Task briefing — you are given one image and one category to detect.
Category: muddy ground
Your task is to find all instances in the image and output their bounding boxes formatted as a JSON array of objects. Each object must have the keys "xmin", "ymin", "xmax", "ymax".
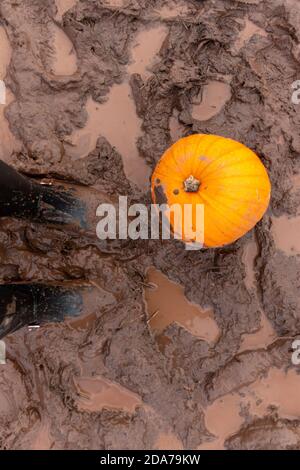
[{"xmin": 0, "ymin": 0, "xmax": 300, "ymax": 450}]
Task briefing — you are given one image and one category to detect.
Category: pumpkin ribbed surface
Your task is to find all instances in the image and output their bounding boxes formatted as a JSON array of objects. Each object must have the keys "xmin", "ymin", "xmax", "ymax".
[{"xmin": 151, "ymin": 134, "xmax": 271, "ymax": 248}]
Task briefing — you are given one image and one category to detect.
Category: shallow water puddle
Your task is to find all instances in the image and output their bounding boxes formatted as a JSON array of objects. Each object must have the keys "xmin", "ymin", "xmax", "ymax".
[
  {"xmin": 0, "ymin": 26, "xmax": 22, "ymax": 162},
  {"xmin": 74, "ymin": 376, "xmax": 142, "ymax": 413},
  {"xmin": 0, "ymin": 27, "xmax": 11, "ymax": 81},
  {"xmin": 144, "ymin": 267, "xmax": 220, "ymax": 344},
  {"xmin": 247, "ymin": 368, "xmax": 300, "ymax": 420},
  {"xmin": 192, "ymin": 81, "xmax": 231, "ymax": 121},
  {"xmin": 199, "ymin": 367, "xmax": 299, "ymax": 449},
  {"xmin": 242, "ymin": 239, "xmax": 258, "ymax": 291},
  {"xmin": 239, "ymin": 310, "xmax": 276, "ymax": 353},
  {"xmin": 233, "ymin": 17, "xmax": 267, "ymax": 53},
  {"xmin": 55, "ymin": 0, "xmax": 78, "ymax": 21},
  {"xmin": 271, "ymin": 215, "xmax": 300, "ymax": 255},
  {"xmin": 65, "ymin": 24, "xmax": 168, "ymax": 190},
  {"xmin": 66, "ymin": 89, "xmax": 150, "ymax": 190},
  {"xmin": 198, "ymin": 393, "xmax": 244, "ymax": 450},
  {"xmin": 128, "ymin": 25, "xmax": 168, "ymax": 79},
  {"xmin": 49, "ymin": 23, "xmax": 77, "ymax": 76}
]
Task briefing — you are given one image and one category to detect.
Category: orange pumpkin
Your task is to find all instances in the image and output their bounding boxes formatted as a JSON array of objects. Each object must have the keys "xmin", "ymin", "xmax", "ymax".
[{"xmin": 151, "ymin": 134, "xmax": 271, "ymax": 248}]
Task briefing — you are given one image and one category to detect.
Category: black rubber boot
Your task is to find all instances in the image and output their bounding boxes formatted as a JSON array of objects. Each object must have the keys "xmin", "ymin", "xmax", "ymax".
[
  {"xmin": 0, "ymin": 284, "xmax": 84, "ymax": 340},
  {"xmin": 0, "ymin": 160, "xmax": 87, "ymax": 227}
]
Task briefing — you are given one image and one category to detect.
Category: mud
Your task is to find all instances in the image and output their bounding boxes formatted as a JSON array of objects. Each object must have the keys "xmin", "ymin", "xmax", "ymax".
[{"xmin": 0, "ymin": 0, "xmax": 300, "ymax": 451}]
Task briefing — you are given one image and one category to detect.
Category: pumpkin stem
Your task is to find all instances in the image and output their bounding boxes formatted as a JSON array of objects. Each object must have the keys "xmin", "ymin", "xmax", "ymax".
[{"xmin": 184, "ymin": 175, "xmax": 200, "ymax": 192}]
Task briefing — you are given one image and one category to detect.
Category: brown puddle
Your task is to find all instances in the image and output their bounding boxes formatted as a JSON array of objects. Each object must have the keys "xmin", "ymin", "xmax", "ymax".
[
  {"xmin": 144, "ymin": 267, "xmax": 220, "ymax": 344},
  {"xmin": 66, "ymin": 282, "xmax": 116, "ymax": 330},
  {"xmin": 65, "ymin": 25, "xmax": 168, "ymax": 190},
  {"xmin": 198, "ymin": 394, "xmax": 244, "ymax": 450},
  {"xmin": 74, "ymin": 376, "xmax": 142, "ymax": 413},
  {"xmin": 271, "ymin": 215, "xmax": 300, "ymax": 255},
  {"xmin": 0, "ymin": 26, "xmax": 22, "ymax": 162},
  {"xmin": 128, "ymin": 25, "xmax": 168, "ymax": 79},
  {"xmin": 55, "ymin": 0, "xmax": 78, "ymax": 21},
  {"xmin": 199, "ymin": 367, "xmax": 300, "ymax": 449},
  {"xmin": 247, "ymin": 368, "xmax": 300, "ymax": 420},
  {"xmin": 192, "ymin": 81, "xmax": 231, "ymax": 121},
  {"xmin": 233, "ymin": 17, "xmax": 267, "ymax": 53},
  {"xmin": 65, "ymin": 89, "xmax": 150, "ymax": 190},
  {"xmin": 239, "ymin": 310, "xmax": 276, "ymax": 353},
  {"xmin": 49, "ymin": 23, "xmax": 77, "ymax": 76}
]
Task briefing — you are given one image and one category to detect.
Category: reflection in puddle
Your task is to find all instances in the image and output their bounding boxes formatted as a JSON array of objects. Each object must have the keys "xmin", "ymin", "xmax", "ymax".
[
  {"xmin": 144, "ymin": 267, "xmax": 220, "ymax": 344},
  {"xmin": 74, "ymin": 376, "xmax": 142, "ymax": 413},
  {"xmin": 192, "ymin": 81, "xmax": 231, "ymax": 121},
  {"xmin": 233, "ymin": 17, "xmax": 267, "ymax": 53},
  {"xmin": 0, "ymin": 26, "xmax": 22, "ymax": 162},
  {"xmin": 55, "ymin": 0, "xmax": 78, "ymax": 21},
  {"xmin": 271, "ymin": 215, "xmax": 300, "ymax": 255},
  {"xmin": 49, "ymin": 23, "xmax": 77, "ymax": 76}
]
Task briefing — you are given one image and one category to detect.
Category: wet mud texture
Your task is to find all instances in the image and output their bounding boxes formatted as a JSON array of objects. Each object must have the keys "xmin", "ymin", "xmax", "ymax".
[{"xmin": 0, "ymin": 0, "xmax": 300, "ymax": 450}]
